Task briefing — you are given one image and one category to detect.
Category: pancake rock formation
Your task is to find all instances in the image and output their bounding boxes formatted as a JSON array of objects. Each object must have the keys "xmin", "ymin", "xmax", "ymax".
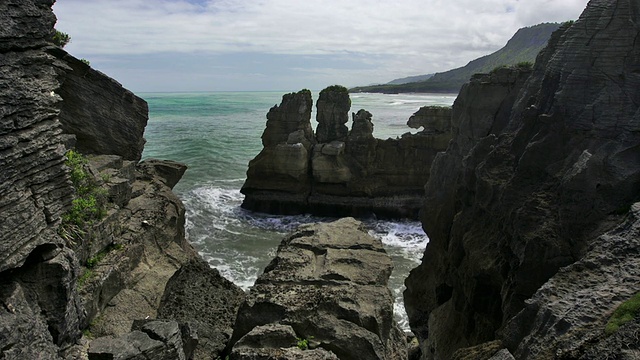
[
  {"xmin": 227, "ymin": 217, "xmax": 408, "ymax": 360},
  {"xmin": 241, "ymin": 86, "xmax": 453, "ymax": 219},
  {"xmin": 404, "ymin": 0, "xmax": 640, "ymax": 359}
]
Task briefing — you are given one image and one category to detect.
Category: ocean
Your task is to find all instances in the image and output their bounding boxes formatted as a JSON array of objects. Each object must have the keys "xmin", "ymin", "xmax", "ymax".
[{"xmin": 140, "ymin": 91, "xmax": 457, "ymax": 330}]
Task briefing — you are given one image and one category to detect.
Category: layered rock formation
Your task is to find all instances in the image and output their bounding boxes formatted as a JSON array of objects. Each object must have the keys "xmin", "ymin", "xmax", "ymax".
[
  {"xmin": 0, "ymin": 1, "xmax": 243, "ymax": 359},
  {"xmin": 404, "ymin": 0, "xmax": 640, "ymax": 358},
  {"xmin": 242, "ymin": 86, "xmax": 453, "ymax": 219},
  {"xmin": 227, "ymin": 218, "xmax": 407, "ymax": 359}
]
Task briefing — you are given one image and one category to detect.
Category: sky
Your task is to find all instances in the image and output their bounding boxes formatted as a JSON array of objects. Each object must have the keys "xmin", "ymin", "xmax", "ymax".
[{"xmin": 52, "ymin": 0, "xmax": 589, "ymax": 93}]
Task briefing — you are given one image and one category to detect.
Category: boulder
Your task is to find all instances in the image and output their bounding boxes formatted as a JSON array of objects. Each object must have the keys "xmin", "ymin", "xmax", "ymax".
[
  {"xmin": 137, "ymin": 158, "xmax": 187, "ymax": 190},
  {"xmin": 157, "ymin": 257, "xmax": 245, "ymax": 360},
  {"xmin": 228, "ymin": 218, "xmax": 407, "ymax": 360}
]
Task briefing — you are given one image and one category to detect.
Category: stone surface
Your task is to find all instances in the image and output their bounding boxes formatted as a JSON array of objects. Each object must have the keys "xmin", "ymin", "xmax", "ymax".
[
  {"xmin": 407, "ymin": 106, "xmax": 452, "ymax": 134},
  {"xmin": 404, "ymin": 0, "xmax": 640, "ymax": 358},
  {"xmin": 137, "ymin": 158, "xmax": 188, "ymax": 189},
  {"xmin": 242, "ymin": 87, "xmax": 454, "ymax": 219},
  {"xmin": 262, "ymin": 89, "xmax": 314, "ymax": 148},
  {"xmin": 315, "ymin": 85, "xmax": 351, "ymax": 143},
  {"xmin": 88, "ymin": 321, "xmax": 187, "ymax": 360},
  {"xmin": 228, "ymin": 218, "xmax": 407, "ymax": 360},
  {"xmin": 53, "ymin": 48, "xmax": 148, "ymax": 161},
  {"xmin": 157, "ymin": 257, "xmax": 245, "ymax": 359}
]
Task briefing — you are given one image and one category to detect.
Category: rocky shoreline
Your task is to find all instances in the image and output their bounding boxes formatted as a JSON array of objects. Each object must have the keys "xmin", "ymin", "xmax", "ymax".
[{"xmin": 2, "ymin": 0, "xmax": 640, "ymax": 359}]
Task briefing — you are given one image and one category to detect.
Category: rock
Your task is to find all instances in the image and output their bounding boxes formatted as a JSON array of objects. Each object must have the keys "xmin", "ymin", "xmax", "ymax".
[
  {"xmin": 52, "ymin": 49, "xmax": 148, "ymax": 161},
  {"xmin": 407, "ymin": 106, "xmax": 452, "ymax": 134},
  {"xmin": 315, "ymin": 85, "xmax": 351, "ymax": 143},
  {"xmin": 88, "ymin": 320, "xmax": 187, "ymax": 360},
  {"xmin": 242, "ymin": 87, "xmax": 454, "ymax": 219},
  {"xmin": 157, "ymin": 257, "xmax": 245, "ymax": 359},
  {"xmin": 137, "ymin": 158, "xmax": 187, "ymax": 190},
  {"xmin": 262, "ymin": 90, "xmax": 314, "ymax": 148},
  {"xmin": 404, "ymin": 0, "xmax": 640, "ymax": 358},
  {"xmin": 228, "ymin": 218, "xmax": 407, "ymax": 360}
]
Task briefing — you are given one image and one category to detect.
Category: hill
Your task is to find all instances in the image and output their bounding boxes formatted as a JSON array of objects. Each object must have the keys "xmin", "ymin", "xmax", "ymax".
[{"xmin": 350, "ymin": 22, "xmax": 561, "ymax": 94}]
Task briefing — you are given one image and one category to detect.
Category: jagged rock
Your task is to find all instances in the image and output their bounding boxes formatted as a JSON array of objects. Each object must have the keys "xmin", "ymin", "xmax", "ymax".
[
  {"xmin": 501, "ymin": 202, "xmax": 640, "ymax": 359},
  {"xmin": 88, "ymin": 320, "xmax": 187, "ymax": 360},
  {"xmin": 228, "ymin": 218, "xmax": 407, "ymax": 360},
  {"xmin": 137, "ymin": 158, "xmax": 187, "ymax": 190},
  {"xmin": 157, "ymin": 257, "xmax": 245, "ymax": 360},
  {"xmin": 262, "ymin": 90, "xmax": 314, "ymax": 148},
  {"xmin": 404, "ymin": 0, "xmax": 640, "ymax": 358},
  {"xmin": 0, "ymin": 281, "xmax": 62, "ymax": 360},
  {"xmin": 52, "ymin": 48, "xmax": 148, "ymax": 162},
  {"xmin": 243, "ymin": 87, "xmax": 454, "ymax": 219},
  {"xmin": 407, "ymin": 106, "xmax": 452, "ymax": 134},
  {"xmin": 315, "ymin": 85, "xmax": 351, "ymax": 143}
]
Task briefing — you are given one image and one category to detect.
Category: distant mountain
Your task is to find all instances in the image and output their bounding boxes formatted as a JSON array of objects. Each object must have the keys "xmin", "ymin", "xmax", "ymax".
[
  {"xmin": 350, "ymin": 22, "xmax": 561, "ymax": 94},
  {"xmin": 386, "ymin": 73, "xmax": 434, "ymax": 85}
]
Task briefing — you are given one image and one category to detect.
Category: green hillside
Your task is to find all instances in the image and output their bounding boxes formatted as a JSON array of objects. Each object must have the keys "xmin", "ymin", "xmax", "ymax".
[{"xmin": 350, "ymin": 22, "xmax": 561, "ymax": 94}]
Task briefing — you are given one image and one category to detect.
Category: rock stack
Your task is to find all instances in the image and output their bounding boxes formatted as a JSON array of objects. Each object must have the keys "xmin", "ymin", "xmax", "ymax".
[{"xmin": 242, "ymin": 86, "xmax": 453, "ymax": 219}]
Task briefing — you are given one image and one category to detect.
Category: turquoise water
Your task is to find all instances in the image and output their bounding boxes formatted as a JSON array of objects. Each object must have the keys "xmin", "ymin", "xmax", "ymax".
[{"xmin": 141, "ymin": 91, "xmax": 456, "ymax": 330}]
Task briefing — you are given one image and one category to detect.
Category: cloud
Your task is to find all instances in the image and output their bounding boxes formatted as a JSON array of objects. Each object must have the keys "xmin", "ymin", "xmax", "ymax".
[{"xmin": 52, "ymin": 0, "xmax": 588, "ymax": 91}]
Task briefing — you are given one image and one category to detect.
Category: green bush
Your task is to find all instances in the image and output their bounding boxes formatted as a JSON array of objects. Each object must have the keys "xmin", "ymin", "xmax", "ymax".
[
  {"xmin": 52, "ymin": 30, "xmax": 71, "ymax": 48},
  {"xmin": 605, "ymin": 292, "xmax": 640, "ymax": 335}
]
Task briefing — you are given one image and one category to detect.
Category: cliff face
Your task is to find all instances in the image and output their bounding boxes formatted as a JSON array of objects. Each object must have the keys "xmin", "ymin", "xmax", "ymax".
[
  {"xmin": 0, "ymin": 1, "xmax": 241, "ymax": 359},
  {"xmin": 241, "ymin": 87, "xmax": 453, "ymax": 219},
  {"xmin": 404, "ymin": 0, "xmax": 640, "ymax": 358}
]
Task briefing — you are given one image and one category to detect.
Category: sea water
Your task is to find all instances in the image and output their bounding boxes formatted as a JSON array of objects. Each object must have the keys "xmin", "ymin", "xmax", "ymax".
[{"xmin": 141, "ymin": 91, "xmax": 456, "ymax": 330}]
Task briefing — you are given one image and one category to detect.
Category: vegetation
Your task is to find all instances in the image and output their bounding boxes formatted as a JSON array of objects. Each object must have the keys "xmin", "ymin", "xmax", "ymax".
[
  {"xmin": 52, "ymin": 29, "xmax": 71, "ymax": 48},
  {"xmin": 58, "ymin": 150, "xmax": 108, "ymax": 243},
  {"xmin": 296, "ymin": 336, "xmax": 313, "ymax": 350},
  {"xmin": 349, "ymin": 22, "xmax": 561, "ymax": 94},
  {"xmin": 80, "ymin": 58, "xmax": 91, "ymax": 66},
  {"xmin": 605, "ymin": 292, "xmax": 640, "ymax": 335}
]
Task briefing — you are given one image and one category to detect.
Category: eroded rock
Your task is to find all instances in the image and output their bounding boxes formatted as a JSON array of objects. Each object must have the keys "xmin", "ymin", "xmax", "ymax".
[{"xmin": 228, "ymin": 218, "xmax": 407, "ymax": 360}]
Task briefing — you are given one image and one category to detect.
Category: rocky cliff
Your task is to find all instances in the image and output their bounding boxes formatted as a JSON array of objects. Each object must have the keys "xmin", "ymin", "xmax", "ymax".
[
  {"xmin": 0, "ymin": 1, "xmax": 244, "ymax": 359},
  {"xmin": 241, "ymin": 86, "xmax": 452, "ymax": 219},
  {"xmin": 404, "ymin": 0, "xmax": 640, "ymax": 358}
]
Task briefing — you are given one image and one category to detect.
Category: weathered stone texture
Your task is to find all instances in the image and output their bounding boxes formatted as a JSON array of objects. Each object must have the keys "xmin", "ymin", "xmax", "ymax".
[
  {"xmin": 54, "ymin": 49, "xmax": 149, "ymax": 161},
  {"xmin": 404, "ymin": 0, "xmax": 640, "ymax": 358},
  {"xmin": 228, "ymin": 218, "xmax": 407, "ymax": 360}
]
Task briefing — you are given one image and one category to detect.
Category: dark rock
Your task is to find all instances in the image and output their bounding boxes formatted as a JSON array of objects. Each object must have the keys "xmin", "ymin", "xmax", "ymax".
[
  {"xmin": 404, "ymin": 0, "xmax": 640, "ymax": 358},
  {"xmin": 228, "ymin": 218, "xmax": 407, "ymax": 360},
  {"xmin": 315, "ymin": 85, "xmax": 351, "ymax": 143},
  {"xmin": 52, "ymin": 48, "xmax": 148, "ymax": 162},
  {"xmin": 88, "ymin": 320, "xmax": 187, "ymax": 360},
  {"xmin": 407, "ymin": 106, "xmax": 452, "ymax": 134},
  {"xmin": 157, "ymin": 257, "xmax": 245, "ymax": 360},
  {"xmin": 262, "ymin": 90, "xmax": 314, "ymax": 148},
  {"xmin": 242, "ymin": 87, "xmax": 454, "ymax": 219},
  {"xmin": 137, "ymin": 158, "xmax": 188, "ymax": 190}
]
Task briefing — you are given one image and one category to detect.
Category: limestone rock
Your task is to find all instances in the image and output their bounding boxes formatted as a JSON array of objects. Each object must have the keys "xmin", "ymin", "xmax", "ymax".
[
  {"xmin": 407, "ymin": 106, "xmax": 452, "ymax": 134},
  {"xmin": 53, "ymin": 48, "xmax": 148, "ymax": 161},
  {"xmin": 158, "ymin": 257, "xmax": 245, "ymax": 359},
  {"xmin": 137, "ymin": 158, "xmax": 187, "ymax": 190},
  {"xmin": 228, "ymin": 218, "xmax": 407, "ymax": 360},
  {"xmin": 315, "ymin": 85, "xmax": 351, "ymax": 143},
  {"xmin": 88, "ymin": 320, "xmax": 187, "ymax": 360},
  {"xmin": 404, "ymin": 0, "xmax": 640, "ymax": 358},
  {"xmin": 262, "ymin": 90, "xmax": 314, "ymax": 148}
]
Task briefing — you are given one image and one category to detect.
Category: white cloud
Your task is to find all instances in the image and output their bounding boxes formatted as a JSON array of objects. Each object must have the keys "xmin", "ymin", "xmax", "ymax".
[{"xmin": 52, "ymin": 0, "xmax": 588, "ymax": 91}]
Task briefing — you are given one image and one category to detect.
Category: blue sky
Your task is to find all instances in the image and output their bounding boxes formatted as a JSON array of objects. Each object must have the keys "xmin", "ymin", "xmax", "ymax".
[{"xmin": 53, "ymin": 0, "xmax": 588, "ymax": 93}]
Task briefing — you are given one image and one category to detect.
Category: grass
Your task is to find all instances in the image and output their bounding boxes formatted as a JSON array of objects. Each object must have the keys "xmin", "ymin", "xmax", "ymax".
[
  {"xmin": 605, "ymin": 292, "xmax": 640, "ymax": 335},
  {"xmin": 296, "ymin": 336, "xmax": 314, "ymax": 350}
]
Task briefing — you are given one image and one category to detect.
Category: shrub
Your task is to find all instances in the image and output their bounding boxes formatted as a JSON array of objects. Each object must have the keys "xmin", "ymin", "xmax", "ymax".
[
  {"xmin": 52, "ymin": 30, "xmax": 71, "ymax": 48},
  {"xmin": 605, "ymin": 292, "xmax": 640, "ymax": 335}
]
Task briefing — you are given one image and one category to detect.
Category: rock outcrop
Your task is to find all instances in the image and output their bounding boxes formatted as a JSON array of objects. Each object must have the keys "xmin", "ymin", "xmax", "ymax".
[
  {"xmin": 404, "ymin": 0, "xmax": 640, "ymax": 358},
  {"xmin": 0, "ymin": 1, "xmax": 242, "ymax": 359},
  {"xmin": 241, "ymin": 86, "xmax": 453, "ymax": 219},
  {"xmin": 227, "ymin": 217, "xmax": 407, "ymax": 360}
]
